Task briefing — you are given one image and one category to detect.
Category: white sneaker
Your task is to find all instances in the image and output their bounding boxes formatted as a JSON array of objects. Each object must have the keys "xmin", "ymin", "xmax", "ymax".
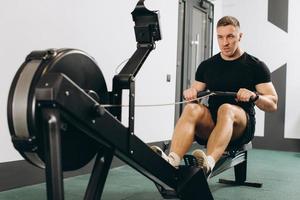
[
  {"xmin": 150, "ymin": 146, "xmax": 169, "ymax": 161},
  {"xmin": 192, "ymin": 149, "xmax": 211, "ymax": 177}
]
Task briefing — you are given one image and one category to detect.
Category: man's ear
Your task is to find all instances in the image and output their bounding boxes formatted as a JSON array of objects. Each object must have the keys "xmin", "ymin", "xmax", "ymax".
[{"xmin": 239, "ymin": 32, "xmax": 243, "ymax": 41}]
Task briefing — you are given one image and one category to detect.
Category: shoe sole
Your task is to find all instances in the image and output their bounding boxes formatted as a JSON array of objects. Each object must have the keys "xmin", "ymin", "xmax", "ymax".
[{"xmin": 150, "ymin": 146, "xmax": 169, "ymax": 161}]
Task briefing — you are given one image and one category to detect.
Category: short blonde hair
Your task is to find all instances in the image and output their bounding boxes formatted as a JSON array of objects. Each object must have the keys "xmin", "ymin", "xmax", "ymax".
[{"xmin": 217, "ymin": 16, "xmax": 240, "ymax": 28}]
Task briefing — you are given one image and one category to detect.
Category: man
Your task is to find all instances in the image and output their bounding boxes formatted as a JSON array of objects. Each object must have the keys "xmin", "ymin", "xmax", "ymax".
[{"xmin": 152, "ymin": 16, "xmax": 278, "ymax": 176}]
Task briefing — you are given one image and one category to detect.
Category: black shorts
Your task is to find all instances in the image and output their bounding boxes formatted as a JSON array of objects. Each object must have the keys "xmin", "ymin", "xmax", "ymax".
[{"xmin": 195, "ymin": 106, "xmax": 256, "ymax": 149}]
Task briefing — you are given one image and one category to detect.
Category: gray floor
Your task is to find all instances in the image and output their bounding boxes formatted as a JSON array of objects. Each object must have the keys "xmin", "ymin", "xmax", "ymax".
[{"xmin": 1, "ymin": 149, "xmax": 300, "ymax": 200}]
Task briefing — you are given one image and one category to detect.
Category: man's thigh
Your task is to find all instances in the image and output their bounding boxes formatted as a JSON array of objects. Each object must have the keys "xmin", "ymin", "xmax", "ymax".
[
  {"xmin": 194, "ymin": 104, "xmax": 253, "ymax": 145},
  {"xmin": 218, "ymin": 104, "xmax": 255, "ymax": 147}
]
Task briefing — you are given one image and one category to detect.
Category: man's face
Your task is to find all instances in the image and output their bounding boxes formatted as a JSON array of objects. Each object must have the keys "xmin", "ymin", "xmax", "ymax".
[{"xmin": 217, "ymin": 25, "xmax": 242, "ymax": 58}]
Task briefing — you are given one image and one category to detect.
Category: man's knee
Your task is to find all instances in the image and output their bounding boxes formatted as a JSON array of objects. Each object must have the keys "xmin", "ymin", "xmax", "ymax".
[
  {"xmin": 217, "ymin": 103, "xmax": 235, "ymax": 120},
  {"xmin": 182, "ymin": 103, "xmax": 206, "ymax": 120},
  {"xmin": 217, "ymin": 104, "xmax": 247, "ymax": 127}
]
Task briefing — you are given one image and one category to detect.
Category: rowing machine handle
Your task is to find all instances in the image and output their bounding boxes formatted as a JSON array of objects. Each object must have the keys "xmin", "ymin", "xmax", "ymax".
[
  {"xmin": 197, "ymin": 90, "xmax": 257, "ymax": 102},
  {"xmin": 196, "ymin": 90, "xmax": 236, "ymax": 98}
]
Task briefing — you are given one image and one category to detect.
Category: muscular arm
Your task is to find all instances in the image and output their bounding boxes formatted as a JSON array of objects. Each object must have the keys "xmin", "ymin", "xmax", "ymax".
[
  {"xmin": 236, "ymin": 82, "xmax": 277, "ymax": 112},
  {"xmin": 183, "ymin": 81, "xmax": 206, "ymax": 101},
  {"xmin": 191, "ymin": 81, "xmax": 206, "ymax": 92},
  {"xmin": 255, "ymin": 82, "xmax": 278, "ymax": 112}
]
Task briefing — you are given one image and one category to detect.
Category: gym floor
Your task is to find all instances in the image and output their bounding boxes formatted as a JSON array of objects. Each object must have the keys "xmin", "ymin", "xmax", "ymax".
[{"xmin": 0, "ymin": 149, "xmax": 299, "ymax": 200}]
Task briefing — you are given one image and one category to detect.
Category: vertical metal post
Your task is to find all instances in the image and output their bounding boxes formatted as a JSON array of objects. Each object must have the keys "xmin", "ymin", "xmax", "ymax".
[
  {"xmin": 111, "ymin": 77, "xmax": 123, "ymax": 120},
  {"xmin": 84, "ymin": 149, "xmax": 114, "ymax": 200},
  {"xmin": 129, "ymin": 78, "xmax": 135, "ymax": 134},
  {"xmin": 234, "ymin": 151, "xmax": 247, "ymax": 184},
  {"xmin": 42, "ymin": 108, "xmax": 64, "ymax": 200},
  {"xmin": 128, "ymin": 78, "xmax": 135, "ymax": 155}
]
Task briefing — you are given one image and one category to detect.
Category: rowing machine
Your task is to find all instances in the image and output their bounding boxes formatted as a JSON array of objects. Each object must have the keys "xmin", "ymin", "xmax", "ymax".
[
  {"xmin": 7, "ymin": 1, "xmax": 260, "ymax": 200},
  {"xmin": 156, "ymin": 91, "xmax": 262, "ymax": 199}
]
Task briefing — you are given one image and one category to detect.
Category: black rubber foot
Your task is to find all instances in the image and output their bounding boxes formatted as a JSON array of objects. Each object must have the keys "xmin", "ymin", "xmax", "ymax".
[{"xmin": 218, "ymin": 179, "xmax": 263, "ymax": 188}]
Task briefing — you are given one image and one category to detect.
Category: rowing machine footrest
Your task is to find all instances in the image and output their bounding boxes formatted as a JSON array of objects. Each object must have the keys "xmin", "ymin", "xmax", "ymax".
[{"xmin": 183, "ymin": 155, "xmax": 198, "ymax": 167}]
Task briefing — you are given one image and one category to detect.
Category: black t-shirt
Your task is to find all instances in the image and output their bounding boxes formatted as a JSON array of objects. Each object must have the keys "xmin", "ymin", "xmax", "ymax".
[{"xmin": 195, "ymin": 52, "xmax": 271, "ymax": 115}]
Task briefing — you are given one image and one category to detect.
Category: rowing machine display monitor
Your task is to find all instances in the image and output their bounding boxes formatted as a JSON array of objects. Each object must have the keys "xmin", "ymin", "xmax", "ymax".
[{"xmin": 132, "ymin": 0, "xmax": 162, "ymax": 43}]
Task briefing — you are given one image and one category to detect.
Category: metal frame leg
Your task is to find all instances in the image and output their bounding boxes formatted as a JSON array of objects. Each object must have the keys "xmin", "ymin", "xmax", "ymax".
[
  {"xmin": 218, "ymin": 151, "xmax": 262, "ymax": 188},
  {"xmin": 84, "ymin": 149, "xmax": 114, "ymax": 200},
  {"xmin": 177, "ymin": 166, "xmax": 214, "ymax": 200},
  {"xmin": 234, "ymin": 152, "xmax": 247, "ymax": 184},
  {"xmin": 42, "ymin": 108, "xmax": 64, "ymax": 200}
]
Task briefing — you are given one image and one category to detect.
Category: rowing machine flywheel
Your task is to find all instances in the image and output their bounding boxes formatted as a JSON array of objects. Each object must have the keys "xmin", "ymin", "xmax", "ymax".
[{"xmin": 7, "ymin": 49, "xmax": 109, "ymax": 171}]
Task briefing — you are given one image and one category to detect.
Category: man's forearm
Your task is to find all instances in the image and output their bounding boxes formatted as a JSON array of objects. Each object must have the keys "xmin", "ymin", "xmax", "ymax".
[{"xmin": 255, "ymin": 94, "xmax": 278, "ymax": 112}]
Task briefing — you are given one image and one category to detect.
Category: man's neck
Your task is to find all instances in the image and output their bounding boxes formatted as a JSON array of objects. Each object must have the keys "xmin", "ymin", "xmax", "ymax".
[{"xmin": 221, "ymin": 48, "xmax": 244, "ymax": 61}]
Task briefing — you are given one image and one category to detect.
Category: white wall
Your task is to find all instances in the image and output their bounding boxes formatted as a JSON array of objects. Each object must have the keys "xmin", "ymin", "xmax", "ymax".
[
  {"xmin": 0, "ymin": 0, "xmax": 178, "ymax": 163},
  {"xmin": 216, "ymin": 0, "xmax": 300, "ymax": 139}
]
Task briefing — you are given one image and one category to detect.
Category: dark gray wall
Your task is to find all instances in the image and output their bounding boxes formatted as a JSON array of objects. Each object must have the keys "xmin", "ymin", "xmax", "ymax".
[
  {"xmin": 252, "ymin": 0, "xmax": 300, "ymax": 151},
  {"xmin": 253, "ymin": 64, "xmax": 300, "ymax": 151},
  {"xmin": 268, "ymin": 0, "xmax": 289, "ymax": 32}
]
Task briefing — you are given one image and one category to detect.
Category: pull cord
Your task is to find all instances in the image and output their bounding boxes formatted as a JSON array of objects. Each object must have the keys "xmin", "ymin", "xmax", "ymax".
[{"xmin": 100, "ymin": 93, "xmax": 213, "ymax": 108}]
